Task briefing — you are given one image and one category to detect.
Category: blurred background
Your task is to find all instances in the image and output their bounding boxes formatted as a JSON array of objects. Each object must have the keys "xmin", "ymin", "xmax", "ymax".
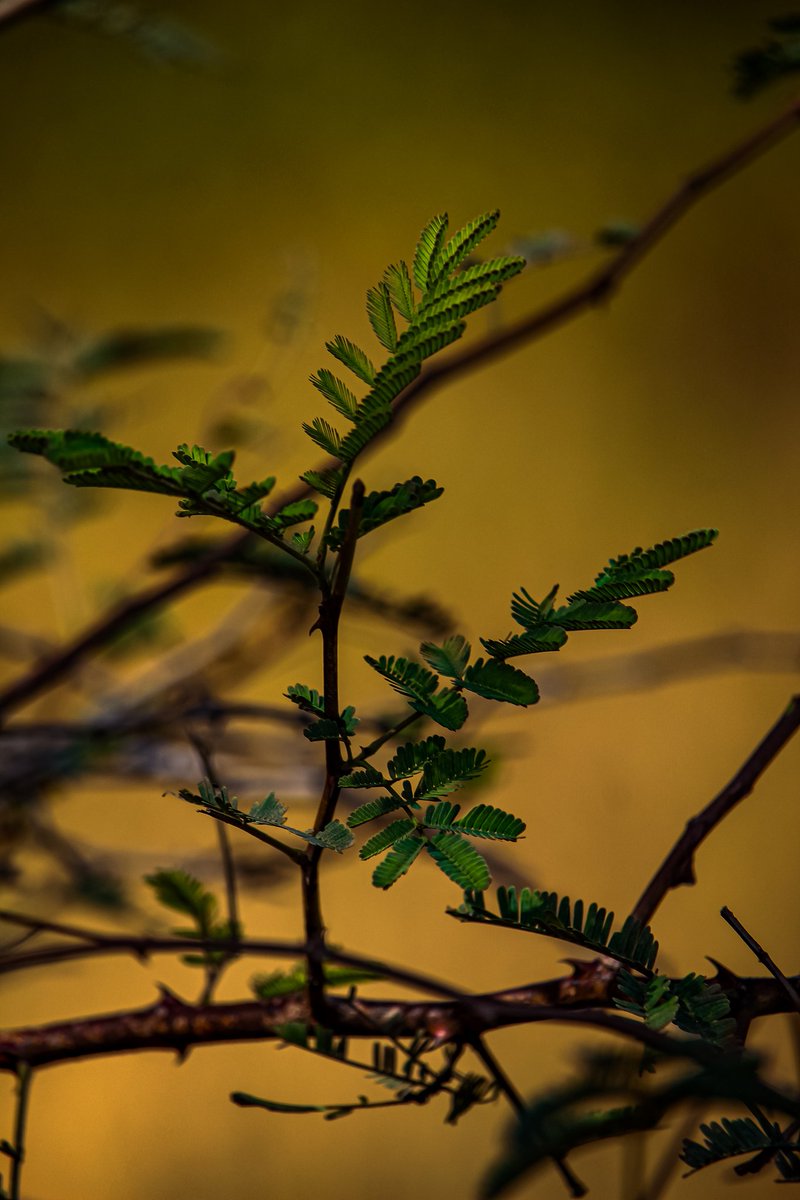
[{"xmin": 0, "ymin": 2, "xmax": 798, "ymax": 1197}]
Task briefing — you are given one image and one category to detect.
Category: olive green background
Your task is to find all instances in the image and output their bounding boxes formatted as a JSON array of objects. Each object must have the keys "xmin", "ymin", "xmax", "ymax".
[{"xmin": 0, "ymin": 3, "xmax": 798, "ymax": 1198}]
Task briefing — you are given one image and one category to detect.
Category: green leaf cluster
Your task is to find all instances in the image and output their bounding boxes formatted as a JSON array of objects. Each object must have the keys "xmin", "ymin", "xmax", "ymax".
[
  {"xmin": 481, "ymin": 530, "xmax": 718, "ymax": 660},
  {"xmin": 450, "ymin": 887, "xmax": 658, "ymax": 971},
  {"xmin": 615, "ymin": 969, "xmax": 737, "ymax": 1044},
  {"xmin": 251, "ymin": 963, "xmax": 381, "ymax": 1000},
  {"xmin": 144, "ymin": 867, "xmax": 234, "ymax": 967},
  {"xmin": 179, "ymin": 778, "xmax": 354, "ymax": 854},
  {"xmin": 341, "ymin": 746, "xmax": 521, "ymax": 891},
  {"xmin": 302, "ymin": 212, "xmax": 524, "ymax": 479},
  {"xmin": 325, "ymin": 476, "xmax": 443, "ymax": 549},
  {"xmin": 7, "ymin": 431, "xmax": 317, "ymax": 552},
  {"xmin": 364, "ymin": 635, "xmax": 538, "ymax": 733},
  {"xmin": 681, "ymin": 1116, "xmax": 800, "ymax": 1180}
]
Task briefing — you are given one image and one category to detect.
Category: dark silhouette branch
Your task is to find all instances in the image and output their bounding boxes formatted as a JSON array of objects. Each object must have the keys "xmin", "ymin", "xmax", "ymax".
[
  {"xmin": 721, "ymin": 906, "xmax": 800, "ymax": 1014},
  {"xmin": 633, "ymin": 695, "xmax": 800, "ymax": 926},
  {"xmin": 1, "ymin": 98, "xmax": 799, "ymax": 721},
  {"xmin": 1, "ymin": 910, "xmax": 797, "ymax": 1072}
]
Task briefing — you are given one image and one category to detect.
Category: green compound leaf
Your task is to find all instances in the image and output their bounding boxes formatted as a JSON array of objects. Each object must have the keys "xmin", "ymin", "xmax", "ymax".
[
  {"xmin": 614, "ymin": 970, "xmax": 737, "ymax": 1045},
  {"xmin": 325, "ymin": 335, "xmax": 375, "ymax": 385},
  {"xmin": 413, "ymin": 213, "xmax": 448, "ymax": 291},
  {"xmin": 428, "ymin": 209, "xmax": 500, "ymax": 288},
  {"xmin": 285, "ymin": 683, "xmax": 325, "ymax": 715},
  {"xmin": 303, "ymin": 213, "xmax": 523, "ymax": 475},
  {"xmin": 309, "ymin": 368, "xmax": 358, "ymax": 420},
  {"xmin": 419, "ymin": 634, "xmax": 471, "ymax": 678},
  {"xmin": 482, "ymin": 530, "xmax": 718, "ymax": 662},
  {"xmin": 420, "ymin": 687, "xmax": 469, "ymax": 731},
  {"xmin": 424, "ymin": 801, "xmax": 525, "ymax": 841},
  {"xmin": 145, "ymin": 868, "xmax": 217, "ymax": 929},
  {"xmin": 302, "ymin": 416, "xmax": 342, "ymax": 457},
  {"xmin": 461, "ymin": 658, "xmax": 539, "ymax": 706},
  {"xmin": 303, "ymin": 718, "xmax": 343, "ymax": 741},
  {"xmin": 272, "ymin": 498, "xmax": 318, "ymax": 531},
  {"xmin": 300, "ymin": 466, "xmax": 345, "ymax": 499},
  {"xmin": 364, "ymin": 654, "xmax": 467, "ymax": 727},
  {"xmin": 366, "ymin": 282, "xmax": 398, "ymax": 351},
  {"xmin": 383, "ymin": 260, "xmax": 416, "ymax": 321},
  {"xmin": 386, "ymin": 736, "xmax": 447, "ymax": 779},
  {"xmin": 358, "ymin": 817, "xmax": 416, "ymax": 860},
  {"xmin": 599, "ymin": 529, "xmax": 719, "ymax": 577},
  {"xmin": 680, "ymin": 1116, "xmax": 793, "ymax": 1174},
  {"xmin": 9, "ymin": 429, "xmax": 189, "ymax": 497},
  {"xmin": 338, "ymin": 765, "xmax": 385, "ymax": 789},
  {"xmin": 347, "ymin": 793, "xmax": 407, "ymax": 829},
  {"xmin": 372, "ymin": 833, "xmax": 426, "ymax": 888},
  {"xmin": 480, "ymin": 627, "xmax": 567, "ymax": 660},
  {"xmin": 313, "ymin": 819, "xmax": 355, "ymax": 853},
  {"xmin": 450, "ymin": 887, "xmax": 659, "ymax": 972},
  {"xmin": 326, "ymin": 477, "xmax": 443, "ymax": 550},
  {"xmin": 364, "ymin": 654, "xmax": 438, "ymax": 704},
  {"xmin": 426, "ymin": 831, "xmax": 490, "ymax": 890},
  {"xmin": 247, "ymin": 793, "xmax": 288, "ymax": 825},
  {"xmin": 251, "ymin": 963, "xmax": 381, "ymax": 1000},
  {"xmin": 415, "ymin": 747, "xmax": 489, "ymax": 799}
]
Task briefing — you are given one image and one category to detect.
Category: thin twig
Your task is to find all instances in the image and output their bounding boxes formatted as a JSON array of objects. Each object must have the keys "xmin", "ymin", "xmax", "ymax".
[
  {"xmin": 8, "ymin": 1063, "xmax": 33, "ymax": 1200},
  {"xmin": 633, "ymin": 695, "xmax": 800, "ymax": 926},
  {"xmin": 2, "ymin": 99, "xmax": 798, "ymax": 721},
  {"xmin": 470, "ymin": 1034, "xmax": 587, "ymax": 1199},
  {"xmin": 721, "ymin": 906, "xmax": 800, "ymax": 1014}
]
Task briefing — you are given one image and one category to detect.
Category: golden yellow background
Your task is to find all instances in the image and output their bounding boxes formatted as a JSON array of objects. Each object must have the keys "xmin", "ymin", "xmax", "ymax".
[{"xmin": 0, "ymin": 2, "xmax": 798, "ymax": 1198}]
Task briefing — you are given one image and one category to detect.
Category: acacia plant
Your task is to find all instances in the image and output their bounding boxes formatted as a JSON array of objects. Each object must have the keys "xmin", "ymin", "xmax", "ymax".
[
  {"xmin": 0, "ymin": 201, "xmax": 798, "ymax": 1200},
  {"xmin": 3, "ymin": 18, "xmax": 800, "ymax": 1184}
]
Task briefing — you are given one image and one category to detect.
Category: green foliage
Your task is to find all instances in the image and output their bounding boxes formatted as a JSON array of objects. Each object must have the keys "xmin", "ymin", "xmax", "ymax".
[
  {"xmin": 423, "ymin": 801, "xmax": 525, "ymax": 840},
  {"xmin": 302, "ymin": 211, "xmax": 524, "ymax": 485},
  {"xmin": 372, "ymin": 833, "xmax": 426, "ymax": 888},
  {"xmin": 251, "ymin": 963, "xmax": 381, "ymax": 999},
  {"xmin": 370, "ymin": 530, "xmax": 709, "ymax": 737},
  {"xmin": 7, "ymin": 431, "xmax": 318, "ymax": 553},
  {"xmin": 615, "ymin": 969, "xmax": 737, "ymax": 1045},
  {"xmin": 451, "ymin": 887, "xmax": 659, "ymax": 971},
  {"xmin": 681, "ymin": 1116, "xmax": 800, "ymax": 1180},
  {"xmin": 144, "ymin": 868, "xmax": 233, "ymax": 968},
  {"xmin": 364, "ymin": 654, "xmax": 467, "ymax": 730},
  {"xmin": 179, "ymin": 779, "xmax": 354, "ymax": 853},
  {"xmin": 325, "ymin": 476, "xmax": 443, "ymax": 549},
  {"xmin": 346, "ymin": 793, "xmax": 407, "ymax": 828},
  {"xmin": 426, "ymin": 831, "xmax": 491, "ymax": 889},
  {"xmin": 358, "ymin": 818, "xmax": 416, "ymax": 860},
  {"xmin": 481, "ymin": 529, "xmax": 717, "ymax": 660}
]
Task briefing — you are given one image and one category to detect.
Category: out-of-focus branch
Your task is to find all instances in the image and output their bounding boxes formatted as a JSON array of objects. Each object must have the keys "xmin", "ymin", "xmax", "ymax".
[
  {"xmin": 1, "ymin": 97, "xmax": 798, "ymax": 720},
  {"xmin": 0, "ymin": 0, "xmax": 56, "ymax": 28},
  {"xmin": 633, "ymin": 695, "xmax": 800, "ymax": 926}
]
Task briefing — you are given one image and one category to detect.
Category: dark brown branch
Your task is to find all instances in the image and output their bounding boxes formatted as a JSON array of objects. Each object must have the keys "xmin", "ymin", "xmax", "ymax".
[
  {"xmin": 1, "ymin": 100, "xmax": 798, "ymax": 721},
  {"xmin": 0, "ymin": 923, "xmax": 797, "ymax": 1073},
  {"xmin": 633, "ymin": 695, "xmax": 800, "ymax": 927},
  {"xmin": 4, "ymin": 976, "xmax": 792, "ymax": 1075},
  {"xmin": 721, "ymin": 906, "xmax": 800, "ymax": 1014},
  {"xmin": 304, "ymin": 480, "xmax": 365, "ymax": 1013}
]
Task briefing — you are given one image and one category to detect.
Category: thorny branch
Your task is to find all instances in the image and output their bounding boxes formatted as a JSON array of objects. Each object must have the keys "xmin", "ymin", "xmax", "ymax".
[
  {"xmin": 0, "ymin": 97, "xmax": 798, "ymax": 720},
  {"xmin": 633, "ymin": 695, "xmax": 800, "ymax": 926}
]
